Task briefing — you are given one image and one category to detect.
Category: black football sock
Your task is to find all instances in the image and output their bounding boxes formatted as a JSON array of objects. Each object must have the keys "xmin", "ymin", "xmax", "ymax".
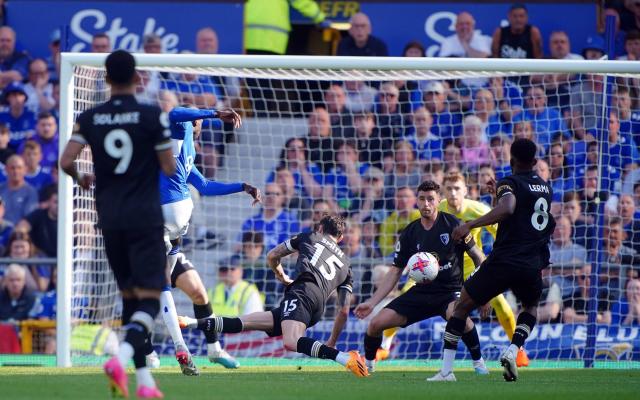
[
  {"xmin": 461, "ymin": 325, "xmax": 482, "ymax": 361},
  {"xmin": 296, "ymin": 337, "xmax": 339, "ymax": 360},
  {"xmin": 443, "ymin": 316, "xmax": 465, "ymax": 350},
  {"xmin": 511, "ymin": 312, "xmax": 536, "ymax": 348},
  {"xmin": 364, "ymin": 334, "xmax": 382, "ymax": 361},
  {"xmin": 197, "ymin": 316, "xmax": 243, "ymax": 333},
  {"xmin": 143, "ymin": 334, "xmax": 155, "ymax": 356},
  {"xmin": 194, "ymin": 303, "xmax": 219, "ymax": 344}
]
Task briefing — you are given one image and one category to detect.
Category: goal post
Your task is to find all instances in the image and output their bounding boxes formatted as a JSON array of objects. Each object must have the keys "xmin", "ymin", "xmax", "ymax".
[{"xmin": 57, "ymin": 52, "xmax": 640, "ymax": 368}]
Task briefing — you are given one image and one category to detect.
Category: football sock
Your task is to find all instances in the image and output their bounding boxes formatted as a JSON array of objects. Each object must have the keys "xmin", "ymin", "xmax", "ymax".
[
  {"xmin": 135, "ymin": 367, "xmax": 156, "ymax": 388},
  {"xmin": 461, "ymin": 325, "xmax": 483, "ymax": 361},
  {"xmin": 160, "ymin": 286, "xmax": 187, "ymax": 349},
  {"xmin": 118, "ymin": 303, "xmax": 157, "ymax": 367},
  {"xmin": 296, "ymin": 337, "xmax": 339, "ymax": 361},
  {"xmin": 143, "ymin": 335, "xmax": 155, "ymax": 356},
  {"xmin": 381, "ymin": 328, "xmax": 396, "ymax": 351},
  {"xmin": 364, "ymin": 334, "xmax": 382, "ymax": 361},
  {"xmin": 198, "ymin": 316, "xmax": 243, "ymax": 333},
  {"xmin": 194, "ymin": 303, "xmax": 220, "ymax": 345},
  {"xmin": 442, "ymin": 316, "xmax": 465, "ymax": 374},
  {"xmin": 511, "ymin": 312, "xmax": 536, "ymax": 349}
]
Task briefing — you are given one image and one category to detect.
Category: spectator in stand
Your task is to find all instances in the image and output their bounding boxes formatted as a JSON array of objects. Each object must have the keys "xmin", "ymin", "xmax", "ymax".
[
  {"xmin": 324, "ymin": 84, "xmax": 354, "ymax": 138},
  {"xmin": 421, "ymin": 161, "xmax": 445, "ymax": 187},
  {"xmin": 604, "ymin": 111, "xmax": 639, "ymax": 191},
  {"xmin": 90, "ymin": 33, "xmax": 111, "ymax": 53},
  {"xmin": 23, "ymin": 59, "xmax": 55, "ymax": 114},
  {"xmin": 0, "ymin": 196, "xmax": 13, "ymax": 254},
  {"xmin": 615, "ymin": 86, "xmax": 640, "ymax": 148},
  {"xmin": 158, "ymin": 90, "xmax": 179, "ymax": 114},
  {"xmin": 274, "ymin": 166, "xmax": 311, "ymax": 222},
  {"xmin": 361, "ymin": 217, "xmax": 382, "ymax": 259},
  {"xmin": 209, "ymin": 256, "xmax": 264, "ymax": 317},
  {"xmin": 344, "ymin": 80, "xmax": 377, "ymax": 114},
  {"xmin": 485, "ymin": 76, "xmax": 524, "ymax": 124},
  {"xmin": 404, "ymin": 107, "xmax": 442, "ymax": 166},
  {"xmin": 600, "ymin": 216, "xmax": 638, "ymax": 298},
  {"xmin": 239, "ymin": 182, "xmax": 300, "ymax": 251},
  {"xmin": 581, "ymin": 35, "xmax": 606, "ymax": 60},
  {"xmin": 304, "ymin": 107, "xmax": 334, "ymax": 172},
  {"xmin": 549, "ymin": 30, "xmax": 583, "ymax": 60},
  {"xmin": 353, "ymin": 112, "xmax": 391, "ymax": 169},
  {"xmin": 0, "ymin": 82, "xmax": 36, "ymax": 150},
  {"xmin": 489, "ymin": 134, "xmax": 512, "ymax": 179},
  {"xmin": 460, "ymin": 115, "xmax": 491, "ymax": 171},
  {"xmin": 301, "ymin": 199, "xmax": 330, "ymax": 233},
  {"xmin": 491, "ymin": 3, "xmax": 543, "ymax": 59},
  {"xmin": 21, "ymin": 112, "xmax": 58, "ymax": 172},
  {"xmin": 2, "ymin": 231, "xmax": 39, "ymax": 290},
  {"xmin": 323, "ymin": 140, "xmax": 370, "ymax": 214},
  {"xmin": 353, "ymin": 167, "xmax": 387, "ymax": 224},
  {"xmin": 375, "ymin": 82, "xmax": 406, "ymax": 144},
  {"xmin": 473, "ymin": 89, "xmax": 511, "ymax": 139},
  {"xmin": 135, "ymin": 35, "xmax": 163, "ymax": 105},
  {"xmin": 534, "ymin": 158, "xmax": 551, "ymax": 183},
  {"xmin": 161, "ymin": 64, "xmax": 220, "ymax": 109},
  {"xmin": 21, "ymin": 140, "xmax": 53, "ymax": 192},
  {"xmin": 0, "ymin": 264, "xmax": 36, "ymax": 321},
  {"xmin": 512, "ymin": 119, "xmax": 544, "ymax": 156},
  {"xmin": 439, "ymin": 12, "xmax": 491, "ymax": 59},
  {"xmin": 143, "ymin": 33, "xmax": 163, "ymax": 53},
  {"xmin": 612, "ymin": 278, "xmax": 640, "ymax": 326},
  {"xmin": 618, "ymin": 30, "xmax": 640, "ymax": 60},
  {"xmin": 562, "ymin": 191, "xmax": 594, "ymax": 249},
  {"xmin": 0, "ymin": 155, "xmax": 37, "ymax": 224},
  {"xmin": 337, "ymin": 12, "xmax": 388, "ymax": 57},
  {"xmin": 569, "ymin": 73, "xmax": 605, "ymax": 141},
  {"xmin": 618, "ymin": 194, "xmax": 640, "ymax": 253},
  {"xmin": 46, "ymin": 29, "xmax": 61, "ymax": 81},
  {"xmin": 342, "ymin": 218, "xmax": 364, "ymax": 259},
  {"xmin": 547, "ymin": 143, "xmax": 576, "ymax": 202},
  {"xmin": 384, "ymin": 141, "xmax": 421, "ymax": 198},
  {"xmin": 267, "ymin": 137, "xmax": 324, "ymax": 204},
  {"xmin": 423, "ymin": 81, "xmax": 462, "ymax": 141},
  {"xmin": 442, "ymin": 141, "xmax": 462, "ymax": 172},
  {"xmin": 0, "ymin": 124, "xmax": 14, "ymax": 164},
  {"xmin": 237, "ymin": 231, "xmax": 277, "ymax": 308},
  {"xmin": 514, "ymin": 85, "xmax": 569, "ymax": 152},
  {"xmin": 563, "ymin": 264, "xmax": 613, "ymax": 325},
  {"xmin": 17, "ymin": 184, "xmax": 57, "ymax": 258},
  {"xmin": 0, "ymin": 26, "xmax": 29, "ymax": 90},
  {"xmin": 397, "ymin": 41, "xmax": 426, "ymax": 114},
  {"xmin": 549, "ymin": 215, "xmax": 589, "ymax": 296},
  {"xmin": 477, "ymin": 164, "xmax": 497, "ymax": 206},
  {"xmin": 579, "ymin": 165, "xmax": 609, "ymax": 220},
  {"xmin": 378, "ymin": 186, "xmax": 420, "ymax": 257}
]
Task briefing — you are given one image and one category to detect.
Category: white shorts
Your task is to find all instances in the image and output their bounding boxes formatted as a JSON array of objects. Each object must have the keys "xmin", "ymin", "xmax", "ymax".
[{"xmin": 162, "ymin": 198, "xmax": 194, "ymax": 252}]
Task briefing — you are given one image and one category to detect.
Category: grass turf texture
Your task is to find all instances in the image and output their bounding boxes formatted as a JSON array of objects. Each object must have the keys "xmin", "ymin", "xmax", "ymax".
[{"xmin": 0, "ymin": 363, "xmax": 638, "ymax": 400}]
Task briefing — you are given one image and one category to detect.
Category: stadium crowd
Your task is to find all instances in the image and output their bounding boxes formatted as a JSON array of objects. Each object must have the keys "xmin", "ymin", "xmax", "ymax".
[{"xmin": 0, "ymin": 2, "xmax": 640, "ymax": 355}]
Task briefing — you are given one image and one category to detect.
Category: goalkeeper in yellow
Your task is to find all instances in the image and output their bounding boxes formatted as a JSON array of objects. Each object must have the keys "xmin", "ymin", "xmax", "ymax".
[{"xmin": 377, "ymin": 172, "xmax": 530, "ymax": 367}]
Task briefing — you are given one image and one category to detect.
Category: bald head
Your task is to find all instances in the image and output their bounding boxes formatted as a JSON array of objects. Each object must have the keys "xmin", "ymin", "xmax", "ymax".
[
  {"xmin": 455, "ymin": 12, "xmax": 475, "ymax": 41},
  {"xmin": 349, "ymin": 12, "xmax": 372, "ymax": 46},
  {"xmin": 196, "ymin": 27, "xmax": 219, "ymax": 54},
  {"xmin": 0, "ymin": 26, "xmax": 16, "ymax": 59}
]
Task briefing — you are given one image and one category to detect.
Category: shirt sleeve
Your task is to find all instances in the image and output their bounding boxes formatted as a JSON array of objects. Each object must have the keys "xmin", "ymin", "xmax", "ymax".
[
  {"xmin": 284, "ymin": 233, "xmax": 304, "ymax": 252},
  {"xmin": 70, "ymin": 113, "xmax": 88, "ymax": 145},
  {"xmin": 169, "ymin": 107, "xmax": 217, "ymax": 123},
  {"xmin": 152, "ymin": 109, "xmax": 172, "ymax": 151},
  {"xmin": 392, "ymin": 227, "xmax": 412, "ymax": 270},
  {"xmin": 187, "ymin": 166, "xmax": 244, "ymax": 196},
  {"xmin": 339, "ymin": 269, "xmax": 354, "ymax": 293},
  {"xmin": 495, "ymin": 177, "xmax": 515, "ymax": 200}
]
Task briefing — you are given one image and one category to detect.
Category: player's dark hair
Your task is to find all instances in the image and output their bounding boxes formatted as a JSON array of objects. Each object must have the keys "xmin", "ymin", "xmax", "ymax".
[
  {"xmin": 318, "ymin": 214, "xmax": 346, "ymax": 238},
  {"xmin": 37, "ymin": 111, "xmax": 55, "ymax": 121},
  {"xmin": 417, "ymin": 180, "xmax": 440, "ymax": 193},
  {"xmin": 39, "ymin": 183, "xmax": 57, "ymax": 203},
  {"xmin": 93, "ymin": 32, "xmax": 110, "ymax": 41},
  {"xmin": 562, "ymin": 191, "xmax": 581, "ymax": 203},
  {"xmin": 241, "ymin": 231, "xmax": 264, "ymax": 245},
  {"xmin": 625, "ymin": 30, "xmax": 640, "ymax": 42},
  {"xmin": 105, "ymin": 50, "xmax": 136, "ymax": 86},
  {"xmin": 510, "ymin": 138, "xmax": 537, "ymax": 166},
  {"xmin": 403, "ymin": 40, "xmax": 425, "ymax": 57}
]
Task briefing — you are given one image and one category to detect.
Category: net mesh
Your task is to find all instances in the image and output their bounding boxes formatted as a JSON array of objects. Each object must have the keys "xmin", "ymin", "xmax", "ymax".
[{"xmin": 63, "ymin": 61, "xmax": 640, "ymax": 368}]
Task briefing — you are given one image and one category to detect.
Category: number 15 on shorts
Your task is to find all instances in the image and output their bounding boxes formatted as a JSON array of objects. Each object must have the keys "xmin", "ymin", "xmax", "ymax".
[{"xmin": 283, "ymin": 299, "xmax": 298, "ymax": 316}]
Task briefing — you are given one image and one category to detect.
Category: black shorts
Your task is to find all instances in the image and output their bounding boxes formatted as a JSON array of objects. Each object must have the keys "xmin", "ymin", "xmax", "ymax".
[
  {"xmin": 269, "ymin": 281, "xmax": 324, "ymax": 337},
  {"xmin": 385, "ymin": 286, "xmax": 458, "ymax": 327},
  {"xmin": 102, "ymin": 227, "xmax": 167, "ymax": 291},
  {"xmin": 170, "ymin": 255, "xmax": 196, "ymax": 288},
  {"xmin": 464, "ymin": 260, "xmax": 542, "ymax": 307}
]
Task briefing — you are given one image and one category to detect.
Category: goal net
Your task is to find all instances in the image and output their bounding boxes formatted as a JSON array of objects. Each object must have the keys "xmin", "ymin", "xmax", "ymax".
[{"xmin": 57, "ymin": 54, "xmax": 640, "ymax": 369}]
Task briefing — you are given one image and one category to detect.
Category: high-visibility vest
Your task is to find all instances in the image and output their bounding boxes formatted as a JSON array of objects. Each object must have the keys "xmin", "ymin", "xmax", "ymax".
[
  {"xmin": 71, "ymin": 324, "xmax": 111, "ymax": 356},
  {"xmin": 209, "ymin": 281, "xmax": 260, "ymax": 317},
  {"xmin": 245, "ymin": 0, "xmax": 325, "ymax": 54}
]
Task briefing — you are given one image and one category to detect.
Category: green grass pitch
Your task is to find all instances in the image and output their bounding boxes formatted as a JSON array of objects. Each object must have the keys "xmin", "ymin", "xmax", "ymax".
[{"xmin": 1, "ymin": 359, "xmax": 639, "ymax": 400}]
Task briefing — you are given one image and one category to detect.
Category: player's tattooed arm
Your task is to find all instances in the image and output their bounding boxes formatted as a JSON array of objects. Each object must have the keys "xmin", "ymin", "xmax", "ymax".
[
  {"xmin": 465, "ymin": 244, "xmax": 486, "ymax": 269},
  {"xmin": 266, "ymin": 242, "xmax": 295, "ymax": 285},
  {"xmin": 327, "ymin": 288, "xmax": 351, "ymax": 348}
]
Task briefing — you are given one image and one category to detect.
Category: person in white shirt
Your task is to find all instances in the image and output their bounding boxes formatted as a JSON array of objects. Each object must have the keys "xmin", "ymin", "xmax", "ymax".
[{"xmin": 438, "ymin": 12, "xmax": 492, "ymax": 58}]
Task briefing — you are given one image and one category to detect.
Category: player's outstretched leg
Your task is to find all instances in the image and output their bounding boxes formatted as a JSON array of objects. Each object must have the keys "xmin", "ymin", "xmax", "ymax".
[
  {"xmin": 377, "ymin": 327, "xmax": 398, "ymax": 361},
  {"xmin": 363, "ymin": 309, "xmax": 405, "ymax": 372},
  {"xmin": 501, "ymin": 308, "xmax": 537, "ymax": 382},
  {"xmin": 160, "ymin": 285, "xmax": 199, "ymax": 376},
  {"xmin": 173, "ymin": 255, "xmax": 239, "ymax": 369},
  {"xmin": 281, "ymin": 320, "xmax": 368, "ymax": 378},
  {"xmin": 459, "ymin": 321, "xmax": 489, "ymax": 375},
  {"xmin": 490, "ymin": 294, "xmax": 529, "ymax": 367}
]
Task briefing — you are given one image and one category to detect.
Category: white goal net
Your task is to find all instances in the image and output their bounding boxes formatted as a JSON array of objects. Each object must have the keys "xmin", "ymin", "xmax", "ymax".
[{"xmin": 58, "ymin": 54, "xmax": 640, "ymax": 369}]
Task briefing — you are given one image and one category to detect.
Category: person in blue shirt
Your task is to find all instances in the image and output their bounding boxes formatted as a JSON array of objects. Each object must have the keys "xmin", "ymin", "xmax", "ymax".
[
  {"xmin": 423, "ymin": 81, "xmax": 462, "ymax": 141},
  {"xmin": 603, "ymin": 112, "xmax": 640, "ymax": 193},
  {"xmin": 403, "ymin": 107, "xmax": 443, "ymax": 163},
  {"xmin": 611, "ymin": 278, "xmax": 640, "ymax": 326},
  {"xmin": 323, "ymin": 140, "xmax": 371, "ymax": 214},
  {"xmin": 513, "ymin": 86, "xmax": 570, "ymax": 152},
  {"xmin": 21, "ymin": 140, "xmax": 53, "ymax": 192},
  {"xmin": 155, "ymin": 106, "xmax": 261, "ymax": 375},
  {"xmin": 547, "ymin": 143, "xmax": 576, "ymax": 202},
  {"xmin": 0, "ymin": 82, "xmax": 36, "ymax": 150},
  {"xmin": 160, "ymin": 72, "xmax": 222, "ymax": 109},
  {"xmin": 473, "ymin": 89, "xmax": 512, "ymax": 139}
]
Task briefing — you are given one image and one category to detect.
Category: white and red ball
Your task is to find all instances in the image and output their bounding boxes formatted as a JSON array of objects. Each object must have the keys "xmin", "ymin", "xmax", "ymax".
[{"xmin": 407, "ymin": 252, "xmax": 439, "ymax": 284}]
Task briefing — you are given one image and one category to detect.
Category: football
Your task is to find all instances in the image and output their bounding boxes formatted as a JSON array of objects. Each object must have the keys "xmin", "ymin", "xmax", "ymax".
[{"xmin": 407, "ymin": 252, "xmax": 439, "ymax": 284}]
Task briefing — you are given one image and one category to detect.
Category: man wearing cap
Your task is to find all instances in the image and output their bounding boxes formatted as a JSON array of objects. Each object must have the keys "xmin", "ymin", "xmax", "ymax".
[
  {"xmin": 0, "ymin": 26, "xmax": 29, "ymax": 89},
  {"xmin": 582, "ymin": 35, "xmax": 605, "ymax": 60},
  {"xmin": 0, "ymin": 82, "xmax": 37, "ymax": 150},
  {"xmin": 423, "ymin": 81, "xmax": 462, "ymax": 141},
  {"xmin": 209, "ymin": 257, "xmax": 264, "ymax": 317}
]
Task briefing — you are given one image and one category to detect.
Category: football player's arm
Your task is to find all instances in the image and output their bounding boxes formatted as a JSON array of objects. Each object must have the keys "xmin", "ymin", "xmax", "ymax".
[
  {"xmin": 466, "ymin": 182, "xmax": 516, "ymax": 231},
  {"xmin": 465, "ymin": 245, "xmax": 486, "ymax": 269},
  {"xmin": 169, "ymin": 106, "xmax": 217, "ymax": 123},
  {"xmin": 326, "ymin": 285, "xmax": 352, "ymax": 348},
  {"xmin": 266, "ymin": 240, "xmax": 296, "ymax": 285},
  {"xmin": 60, "ymin": 122, "xmax": 94, "ymax": 190},
  {"xmin": 188, "ymin": 166, "xmax": 262, "ymax": 204}
]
